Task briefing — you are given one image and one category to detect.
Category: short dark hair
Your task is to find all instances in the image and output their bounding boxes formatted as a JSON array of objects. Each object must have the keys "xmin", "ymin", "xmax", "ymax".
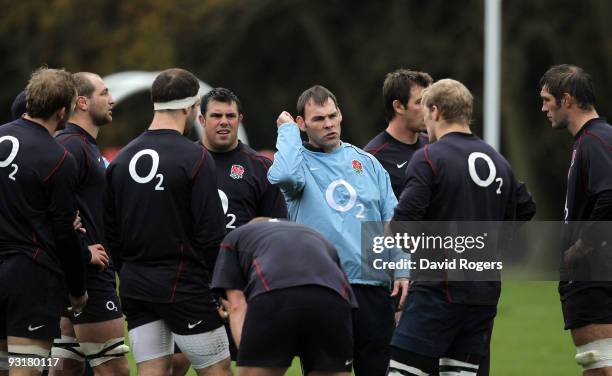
[
  {"xmin": 25, "ymin": 67, "xmax": 76, "ymax": 120},
  {"xmin": 10, "ymin": 91, "xmax": 26, "ymax": 121},
  {"xmin": 296, "ymin": 85, "xmax": 338, "ymax": 118},
  {"xmin": 73, "ymin": 72, "xmax": 97, "ymax": 98},
  {"xmin": 151, "ymin": 68, "xmax": 199, "ymax": 104},
  {"xmin": 539, "ymin": 64, "xmax": 595, "ymax": 110},
  {"xmin": 200, "ymin": 87, "xmax": 242, "ymax": 115},
  {"xmin": 383, "ymin": 69, "xmax": 433, "ymax": 122}
]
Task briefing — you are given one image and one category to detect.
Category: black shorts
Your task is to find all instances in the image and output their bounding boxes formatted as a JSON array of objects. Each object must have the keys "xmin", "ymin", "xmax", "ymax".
[
  {"xmin": 392, "ymin": 290, "xmax": 496, "ymax": 359},
  {"xmin": 237, "ymin": 285, "xmax": 353, "ymax": 373},
  {"xmin": 66, "ymin": 288, "xmax": 123, "ymax": 325},
  {"xmin": 351, "ymin": 284, "xmax": 396, "ymax": 376},
  {"xmin": 0, "ymin": 254, "xmax": 67, "ymax": 340},
  {"xmin": 121, "ymin": 293, "xmax": 222, "ymax": 336},
  {"xmin": 561, "ymin": 284, "xmax": 612, "ymax": 330}
]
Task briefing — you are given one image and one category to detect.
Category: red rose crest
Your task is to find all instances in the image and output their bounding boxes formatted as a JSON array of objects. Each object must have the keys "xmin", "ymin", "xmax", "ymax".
[
  {"xmin": 230, "ymin": 164, "xmax": 245, "ymax": 179},
  {"xmin": 352, "ymin": 159, "xmax": 363, "ymax": 174}
]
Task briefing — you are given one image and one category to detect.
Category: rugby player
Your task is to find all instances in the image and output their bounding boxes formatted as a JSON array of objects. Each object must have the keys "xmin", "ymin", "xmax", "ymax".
[
  {"xmin": 199, "ymin": 87, "xmax": 287, "ymax": 230},
  {"xmin": 268, "ymin": 85, "xmax": 409, "ymax": 376},
  {"xmin": 211, "ymin": 218, "xmax": 356, "ymax": 376},
  {"xmin": 171, "ymin": 88, "xmax": 288, "ymax": 374},
  {"xmin": 388, "ymin": 79, "xmax": 536, "ymax": 376},
  {"xmin": 0, "ymin": 67, "xmax": 87, "ymax": 376},
  {"xmin": 364, "ymin": 69, "xmax": 432, "ymax": 199},
  {"xmin": 51, "ymin": 73, "xmax": 129, "ymax": 376},
  {"xmin": 104, "ymin": 68, "xmax": 230, "ymax": 376},
  {"xmin": 540, "ymin": 64, "xmax": 612, "ymax": 375}
]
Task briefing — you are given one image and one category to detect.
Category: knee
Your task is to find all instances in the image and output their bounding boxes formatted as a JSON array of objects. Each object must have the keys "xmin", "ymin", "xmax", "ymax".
[{"xmin": 94, "ymin": 358, "xmax": 130, "ymax": 376}]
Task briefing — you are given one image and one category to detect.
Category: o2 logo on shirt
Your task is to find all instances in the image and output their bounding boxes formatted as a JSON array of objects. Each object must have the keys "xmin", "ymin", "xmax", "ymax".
[
  {"xmin": 0, "ymin": 136, "xmax": 20, "ymax": 181},
  {"xmin": 467, "ymin": 152, "xmax": 503, "ymax": 195},
  {"xmin": 218, "ymin": 189, "xmax": 237, "ymax": 229},
  {"xmin": 325, "ymin": 179, "xmax": 365, "ymax": 218},
  {"xmin": 128, "ymin": 149, "xmax": 165, "ymax": 191}
]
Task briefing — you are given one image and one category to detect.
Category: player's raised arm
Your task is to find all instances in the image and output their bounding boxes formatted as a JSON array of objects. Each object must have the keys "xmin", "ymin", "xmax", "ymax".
[{"xmin": 267, "ymin": 111, "xmax": 306, "ymax": 197}]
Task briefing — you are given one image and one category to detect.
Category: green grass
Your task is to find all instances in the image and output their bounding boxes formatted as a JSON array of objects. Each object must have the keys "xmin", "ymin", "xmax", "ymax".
[
  {"xmin": 125, "ymin": 282, "xmax": 580, "ymax": 375},
  {"xmin": 491, "ymin": 281, "xmax": 580, "ymax": 375}
]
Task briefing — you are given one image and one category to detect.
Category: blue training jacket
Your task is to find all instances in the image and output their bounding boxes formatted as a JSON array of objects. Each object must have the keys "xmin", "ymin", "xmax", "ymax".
[{"xmin": 267, "ymin": 123, "xmax": 409, "ymax": 286}]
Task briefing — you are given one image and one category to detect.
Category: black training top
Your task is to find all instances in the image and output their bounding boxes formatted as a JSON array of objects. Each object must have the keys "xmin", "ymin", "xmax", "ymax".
[
  {"xmin": 364, "ymin": 131, "xmax": 428, "ymax": 199},
  {"xmin": 0, "ymin": 118, "xmax": 86, "ymax": 297},
  {"xmin": 560, "ymin": 118, "xmax": 612, "ymax": 297},
  {"xmin": 55, "ymin": 123, "xmax": 116, "ymax": 292},
  {"xmin": 104, "ymin": 129, "xmax": 226, "ymax": 303},
  {"xmin": 394, "ymin": 132, "xmax": 536, "ymax": 305},
  {"xmin": 211, "ymin": 220, "xmax": 357, "ymax": 307},
  {"xmin": 208, "ymin": 141, "xmax": 287, "ymax": 230}
]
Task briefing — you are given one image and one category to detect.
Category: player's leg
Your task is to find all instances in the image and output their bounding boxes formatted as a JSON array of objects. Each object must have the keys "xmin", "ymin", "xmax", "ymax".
[
  {"xmin": 7, "ymin": 337, "xmax": 52, "ymax": 376},
  {"xmin": 170, "ymin": 345, "xmax": 191, "ymax": 376},
  {"xmin": 562, "ymin": 286, "xmax": 612, "ymax": 375},
  {"xmin": 73, "ymin": 318, "xmax": 129, "ymax": 376},
  {"xmin": 236, "ymin": 368, "xmax": 286, "ymax": 376},
  {"xmin": 164, "ymin": 295, "xmax": 230, "ymax": 376},
  {"xmin": 1, "ymin": 339, "xmax": 8, "ymax": 376},
  {"xmin": 389, "ymin": 291, "xmax": 463, "ymax": 375},
  {"xmin": 388, "ymin": 348, "xmax": 438, "ymax": 376},
  {"xmin": 440, "ymin": 304, "xmax": 496, "ymax": 376},
  {"xmin": 350, "ymin": 285, "xmax": 395, "ymax": 376},
  {"xmin": 296, "ymin": 286, "xmax": 353, "ymax": 376},
  {"xmin": 156, "ymin": 291, "xmax": 231, "ymax": 375},
  {"xmin": 235, "ymin": 289, "xmax": 297, "ymax": 376},
  {"xmin": 572, "ymin": 325, "xmax": 612, "ymax": 376},
  {"xmin": 129, "ymin": 320, "xmax": 173, "ymax": 376},
  {"xmin": 4, "ymin": 256, "xmax": 66, "ymax": 376},
  {"xmin": 1, "ymin": 294, "xmax": 8, "ymax": 376},
  {"xmin": 173, "ymin": 328, "xmax": 230, "ymax": 376},
  {"xmin": 48, "ymin": 317, "xmax": 84, "ymax": 376},
  {"xmin": 122, "ymin": 297, "xmax": 174, "ymax": 376},
  {"xmin": 65, "ymin": 289, "xmax": 128, "ymax": 376}
]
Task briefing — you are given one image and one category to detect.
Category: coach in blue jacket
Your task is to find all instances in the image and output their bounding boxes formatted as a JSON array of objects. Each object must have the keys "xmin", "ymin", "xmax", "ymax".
[{"xmin": 268, "ymin": 85, "xmax": 409, "ymax": 376}]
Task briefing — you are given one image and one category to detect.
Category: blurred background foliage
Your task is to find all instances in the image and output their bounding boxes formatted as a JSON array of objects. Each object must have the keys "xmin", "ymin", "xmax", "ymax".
[{"xmin": 1, "ymin": 0, "xmax": 611, "ymax": 220}]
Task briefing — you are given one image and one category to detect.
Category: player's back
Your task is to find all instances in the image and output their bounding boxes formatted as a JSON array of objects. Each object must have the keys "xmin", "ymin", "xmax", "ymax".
[
  {"xmin": 419, "ymin": 132, "xmax": 516, "ymax": 221},
  {"xmin": 397, "ymin": 132, "xmax": 529, "ymax": 305},
  {"xmin": 105, "ymin": 129, "xmax": 226, "ymax": 302},
  {"xmin": 0, "ymin": 118, "xmax": 75, "ymax": 273}
]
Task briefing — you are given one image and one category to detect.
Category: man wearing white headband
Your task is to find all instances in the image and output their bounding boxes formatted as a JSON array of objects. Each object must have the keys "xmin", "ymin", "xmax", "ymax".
[{"xmin": 104, "ymin": 68, "xmax": 231, "ymax": 376}]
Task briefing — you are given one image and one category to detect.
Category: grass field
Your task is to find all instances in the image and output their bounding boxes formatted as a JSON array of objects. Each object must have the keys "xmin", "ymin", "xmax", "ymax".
[{"xmin": 125, "ymin": 282, "xmax": 580, "ymax": 375}]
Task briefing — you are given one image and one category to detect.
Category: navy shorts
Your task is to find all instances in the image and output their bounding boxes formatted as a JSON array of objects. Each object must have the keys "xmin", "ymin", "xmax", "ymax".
[
  {"xmin": 237, "ymin": 285, "xmax": 353, "ymax": 373},
  {"xmin": 560, "ymin": 284, "xmax": 612, "ymax": 330},
  {"xmin": 0, "ymin": 255, "xmax": 67, "ymax": 340},
  {"xmin": 66, "ymin": 288, "xmax": 123, "ymax": 325},
  {"xmin": 392, "ymin": 290, "xmax": 496, "ymax": 358},
  {"xmin": 122, "ymin": 293, "xmax": 222, "ymax": 336}
]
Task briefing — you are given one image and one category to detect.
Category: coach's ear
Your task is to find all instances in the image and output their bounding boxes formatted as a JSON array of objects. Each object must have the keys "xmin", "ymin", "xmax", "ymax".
[{"xmin": 296, "ymin": 115, "xmax": 306, "ymax": 132}]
